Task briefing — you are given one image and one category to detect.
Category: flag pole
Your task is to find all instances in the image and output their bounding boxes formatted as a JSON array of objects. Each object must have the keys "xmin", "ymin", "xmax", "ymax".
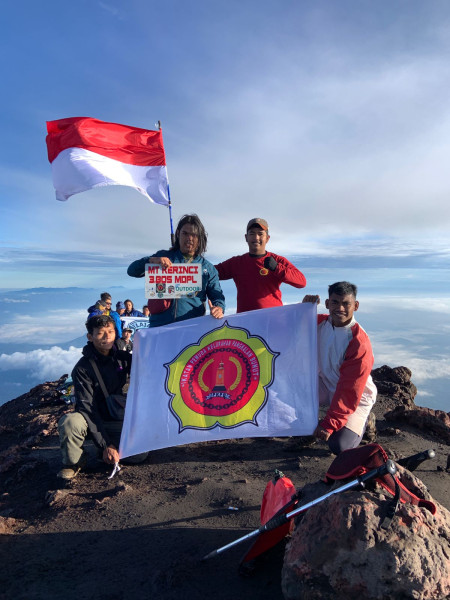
[
  {"xmin": 157, "ymin": 120, "xmax": 175, "ymax": 247},
  {"xmin": 168, "ymin": 192, "xmax": 175, "ymax": 247}
]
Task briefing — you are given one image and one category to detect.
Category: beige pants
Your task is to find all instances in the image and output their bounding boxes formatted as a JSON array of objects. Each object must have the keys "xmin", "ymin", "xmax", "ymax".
[{"xmin": 58, "ymin": 412, "xmax": 147, "ymax": 465}]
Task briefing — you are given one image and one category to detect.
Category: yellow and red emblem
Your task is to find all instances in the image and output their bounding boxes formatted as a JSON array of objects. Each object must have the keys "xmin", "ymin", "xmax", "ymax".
[{"xmin": 165, "ymin": 322, "xmax": 279, "ymax": 431}]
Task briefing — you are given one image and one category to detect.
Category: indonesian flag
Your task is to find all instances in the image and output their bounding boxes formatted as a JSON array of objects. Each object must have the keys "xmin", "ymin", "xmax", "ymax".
[
  {"xmin": 46, "ymin": 117, "xmax": 170, "ymax": 204},
  {"xmin": 119, "ymin": 303, "xmax": 318, "ymax": 458}
]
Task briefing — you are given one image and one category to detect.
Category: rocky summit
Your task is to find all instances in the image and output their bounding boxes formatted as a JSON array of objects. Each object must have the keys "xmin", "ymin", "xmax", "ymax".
[{"xmin": 0, "ymin": 365, "xmax": 449, "ymax": 600}]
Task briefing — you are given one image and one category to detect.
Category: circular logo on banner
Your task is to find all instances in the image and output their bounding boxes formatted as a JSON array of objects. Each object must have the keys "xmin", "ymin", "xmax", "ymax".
[{"xmin": 165, "ymin": 322, "xmax": 279, "ymax": 431}]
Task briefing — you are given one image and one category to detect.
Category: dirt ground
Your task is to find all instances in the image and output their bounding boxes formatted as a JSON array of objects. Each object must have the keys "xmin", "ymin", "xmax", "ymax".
[{"xmin": 1, "ymin": 387, "xmax": 449, "ymax": 600}]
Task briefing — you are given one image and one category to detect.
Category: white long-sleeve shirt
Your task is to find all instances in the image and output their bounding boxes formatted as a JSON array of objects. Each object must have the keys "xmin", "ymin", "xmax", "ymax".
[{"xmin": 317, "ymin": 314, "xmax": 377, "ymax": 436}]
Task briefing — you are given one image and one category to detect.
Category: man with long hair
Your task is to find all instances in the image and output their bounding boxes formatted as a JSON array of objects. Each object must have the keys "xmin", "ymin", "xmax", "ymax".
[{"xmin": 127, "ymin": 214, "xmax": 225, "ymax": 327}]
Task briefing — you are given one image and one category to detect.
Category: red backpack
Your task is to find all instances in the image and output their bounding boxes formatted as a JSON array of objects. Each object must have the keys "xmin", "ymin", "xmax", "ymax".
[{"xmin": 325, "ymin": 443, "xmax": 436, "ymax": 522}]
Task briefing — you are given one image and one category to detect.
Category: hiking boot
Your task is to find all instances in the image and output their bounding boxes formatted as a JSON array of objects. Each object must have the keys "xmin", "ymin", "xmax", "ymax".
[
  {"xmin": 57, "ymin": 452, "xmax": 88, "ymax": 480},
  {"xmin": 363, "ymin": 412, "xmax": 377, "ymax": 443}
]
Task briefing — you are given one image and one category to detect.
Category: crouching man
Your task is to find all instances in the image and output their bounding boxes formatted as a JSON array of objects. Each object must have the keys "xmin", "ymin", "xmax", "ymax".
[
  {"xmin": 57, "ymin": 315, "xmax": 147, "ymax": 480},
  {"xmin": 303, "ymin": 281, "xmax": 377, "ymax": 455}
]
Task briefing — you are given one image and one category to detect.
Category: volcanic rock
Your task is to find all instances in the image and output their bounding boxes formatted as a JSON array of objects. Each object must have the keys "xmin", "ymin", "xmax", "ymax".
[
  {"xmin": 384, "ymin": 406, "xmax": 450, "ymax": 445},
  {"xmin": 371, "ymin": 365, "xmax": 417, "ymax": 412},
  {"xmin": 282, "ymin": 473, "xmax": 450, "ymax": 600},
  {"xmin": 0, "ymin": 367, "xmax": 449, "ymax": 600}
]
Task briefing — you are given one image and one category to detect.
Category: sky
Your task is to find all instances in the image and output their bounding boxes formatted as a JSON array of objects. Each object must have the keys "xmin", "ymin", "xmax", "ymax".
[
  {"xmin": 1, "ymin": 0, "xmax": 450, "ymax": 289},
  {"xmin": 0, "ymin": 1, "xmax": 449, "ymax": 410}
]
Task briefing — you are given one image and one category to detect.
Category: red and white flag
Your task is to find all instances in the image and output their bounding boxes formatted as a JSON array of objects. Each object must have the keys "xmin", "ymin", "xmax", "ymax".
[{"xmin": 46, "ymin": 117, "xmax": 170, "ymax": 205}]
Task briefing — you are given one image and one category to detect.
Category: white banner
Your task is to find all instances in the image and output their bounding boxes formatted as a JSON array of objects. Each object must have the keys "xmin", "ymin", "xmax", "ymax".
[
  {"xmin": 121, "ymin": 316, "xmax": 150, "ymax": 339},
  {"xmin": 119, "ymin": 303, "xmax": 318, "ymax": 458}
]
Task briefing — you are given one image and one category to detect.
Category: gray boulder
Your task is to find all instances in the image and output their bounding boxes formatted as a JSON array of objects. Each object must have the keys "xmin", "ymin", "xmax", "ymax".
[{"xmin": 282, "ymin": 474, "xmax": 450, "ymax": 600}]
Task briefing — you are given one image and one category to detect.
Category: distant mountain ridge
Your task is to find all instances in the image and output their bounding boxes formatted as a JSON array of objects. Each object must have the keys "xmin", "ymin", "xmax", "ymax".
[{"xmin": 0, "ymin": 336, "xmax": 86, "ymax": 356}]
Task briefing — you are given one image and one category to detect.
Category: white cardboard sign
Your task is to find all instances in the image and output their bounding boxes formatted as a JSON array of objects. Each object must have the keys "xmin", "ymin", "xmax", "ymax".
[{"xmin": 145, "ymin": 263, "xmax": 202, "ymax": 299}]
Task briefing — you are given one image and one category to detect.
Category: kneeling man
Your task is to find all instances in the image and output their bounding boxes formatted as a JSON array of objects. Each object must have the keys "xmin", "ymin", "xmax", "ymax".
[
  {"xmin": 57, "ymin": 315, "xmax": 146, "ymax": 479},
  {"xmin": 303, "ymin": 281, "xmax": 377, "ymax": 455}
]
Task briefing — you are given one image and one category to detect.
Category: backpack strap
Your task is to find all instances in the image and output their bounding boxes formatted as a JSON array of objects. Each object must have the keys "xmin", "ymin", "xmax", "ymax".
[
  {"xmin": 380, "ymin": 472, "xmax": 401, "ymax": 530},
  {"xmin": 375, "ymin": 471, "xmax": 436, "ymax": 514},
  {"xmin": 89, "ymin": 358, "xmax": 110, "ymax": 399}
]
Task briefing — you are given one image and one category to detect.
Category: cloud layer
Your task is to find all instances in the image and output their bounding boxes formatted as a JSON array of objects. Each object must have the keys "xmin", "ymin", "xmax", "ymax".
[
  {"xmin": 0, "ymin": 309, "xmax": 87, "ymax": 344},
  {"xmin": 0, "ymin": 346, "xmax": 82, "ymax": 381}
]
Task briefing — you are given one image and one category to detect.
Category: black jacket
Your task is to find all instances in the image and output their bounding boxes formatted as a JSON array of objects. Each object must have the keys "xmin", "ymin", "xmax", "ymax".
[
  {"xmin": 72, "ymin": 342, "xmax": 131, "ymax": 449},
  {"xmin": 116, "ymin": 339, "xmax": 133, "ymax": 353}
]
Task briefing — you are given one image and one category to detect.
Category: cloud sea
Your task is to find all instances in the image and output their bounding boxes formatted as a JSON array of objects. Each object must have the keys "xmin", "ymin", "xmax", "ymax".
[{"xmin": 1, "ymin": 253, "xmax": 448, "ymax": 413}]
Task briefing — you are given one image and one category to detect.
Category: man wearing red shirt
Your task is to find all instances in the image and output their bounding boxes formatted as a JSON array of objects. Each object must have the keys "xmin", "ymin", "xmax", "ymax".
[{"xmin": 215, "ymin": 218, "xmax": 307, "ymax": 313}]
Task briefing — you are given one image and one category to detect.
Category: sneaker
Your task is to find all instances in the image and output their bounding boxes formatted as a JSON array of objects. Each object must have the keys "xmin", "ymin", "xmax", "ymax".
[
  {"xmin": 57, "ymin": 452, "xmax": 88, "ymax": 480},
  {"xmin": 363, "ymin": 412, "xmax": 377, "ymax": 443}
]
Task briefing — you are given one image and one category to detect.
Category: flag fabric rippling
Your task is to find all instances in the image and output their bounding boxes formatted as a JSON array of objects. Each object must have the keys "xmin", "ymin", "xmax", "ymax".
[
  {"xmin": 119, "ymin": 303, "xmax": 318, "ymax": 458},
  {"xmin": 46, "ymin": 117, "xmax": 169, "ymax": 204}
]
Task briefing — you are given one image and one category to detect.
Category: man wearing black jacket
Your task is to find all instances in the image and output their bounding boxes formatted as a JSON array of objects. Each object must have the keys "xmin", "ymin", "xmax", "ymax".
[
  {"xmin": 57, "ymin": 315, "xmax": 146, "ymax": 480},
  {"xmin": 116, "ymin": 327, "xmax": 133, "ymax": 353}
]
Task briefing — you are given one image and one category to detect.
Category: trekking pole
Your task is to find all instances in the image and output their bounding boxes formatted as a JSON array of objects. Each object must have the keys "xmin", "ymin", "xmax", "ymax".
[
  {"xmin": 396, "ymin": 449, "xmax": 435, "ymax": 472},
  {"xmin": 202, "ymin": 460, "xmax": 397, "ymax": 561}
]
